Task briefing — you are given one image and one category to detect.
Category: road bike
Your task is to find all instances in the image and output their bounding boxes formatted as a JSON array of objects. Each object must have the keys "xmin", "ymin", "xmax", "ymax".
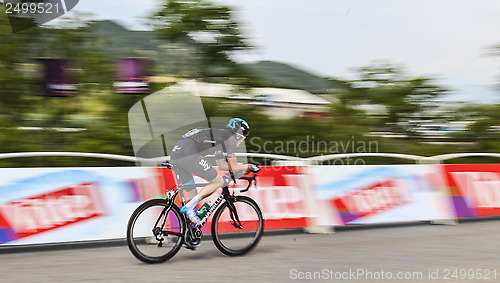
[{"xmin": 126, "ymin": 163, "xmax": 263, "ymax": 264}]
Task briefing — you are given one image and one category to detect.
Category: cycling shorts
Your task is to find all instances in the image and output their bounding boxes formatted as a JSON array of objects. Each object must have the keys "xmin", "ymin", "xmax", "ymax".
[{"xmin": 170, "ymin": 140, "xmax": 218, "ymax": 186}]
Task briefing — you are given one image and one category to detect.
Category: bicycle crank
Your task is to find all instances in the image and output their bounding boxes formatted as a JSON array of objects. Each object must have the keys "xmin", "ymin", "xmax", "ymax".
[{"xmin": 183, "ymin": 226, "xmax": 202, "ymax": 250}]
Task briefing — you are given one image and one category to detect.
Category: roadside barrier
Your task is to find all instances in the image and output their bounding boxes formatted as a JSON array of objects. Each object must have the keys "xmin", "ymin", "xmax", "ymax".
[{"xmin": 0, "ymin": 152, "xmax": 499, "ymax": 246}]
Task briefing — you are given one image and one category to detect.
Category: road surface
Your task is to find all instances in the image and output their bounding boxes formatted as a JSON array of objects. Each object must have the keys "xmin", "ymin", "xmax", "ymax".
[{"xmin": 1, "ymin": 220, "xmax": 499, "ymax": 282}]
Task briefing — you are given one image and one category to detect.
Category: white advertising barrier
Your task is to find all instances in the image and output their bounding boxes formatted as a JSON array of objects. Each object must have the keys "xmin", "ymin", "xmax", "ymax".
[
  {"xmin": 0, "ymin": 167, "xmax": 165, "ymax": 246},
  {"xmin": 310, "ymin": 165, "xmax": 455, "ymax": 225}
]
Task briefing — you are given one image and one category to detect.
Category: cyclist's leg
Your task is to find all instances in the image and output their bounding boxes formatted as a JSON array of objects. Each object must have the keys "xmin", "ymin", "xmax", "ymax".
[
  {"xmin": 185, "ymin": 154, "xmax": 222, "ymax": 197},
  {"xmin": 174, "ymin": 154, "xmax": 220, "ymax": 223},
  {"xmin": 181, "ymin": 175, "xmax": 223, "ymax": 224},
  {"xmin": 171, "ymin": 164, "xmax": 197, "ymax": 204},
  {"xmin": 170, "ymin": 140, "xmax": 200, "ymax": 203},
  {"xmin": 198, "ymin": 174, "xmax": 224, "ymax": 198}
]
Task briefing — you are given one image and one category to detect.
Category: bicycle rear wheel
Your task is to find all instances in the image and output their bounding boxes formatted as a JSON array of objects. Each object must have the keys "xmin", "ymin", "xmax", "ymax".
[
  {"xmin": 127, "ymin": 199, "xmax": 185, "ymax": 264},
  {"xmin": 211, "ymin": 196, "xmax": 264, "ymax": 256}
]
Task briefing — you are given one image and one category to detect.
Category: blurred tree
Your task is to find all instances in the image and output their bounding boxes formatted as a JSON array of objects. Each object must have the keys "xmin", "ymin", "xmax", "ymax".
[
  {"xmin": 26, "ymin": 18, "xmax": 115, "ymax": 158},
  {"xmin": 151, "ymin": 0, "xmax": 252, "ymax": 78},
  {"xmin": 341, "ymin": 63, "xmax": 448, "ymax": 131},
  {"xmin": 37, "ymin": 15, "xmax": 114, "ymax": 85},
  {"xmin": 0, "ymin": 6, "xmax": 41, "ymax": 126},
  {"xmin": 453, "ymin": 104, "xmax": 500, "ymax": 141},
  {"xmin": 0, "ymin": 9, "xmax": 121, "ymax": 166}
]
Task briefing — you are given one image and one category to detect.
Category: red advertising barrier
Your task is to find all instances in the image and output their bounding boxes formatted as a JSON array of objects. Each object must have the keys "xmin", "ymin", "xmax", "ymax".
[
  {"xmin": 155, "ymin": 166, "xmax": 313, "ymax": 233},
  {"xmin": 442, "ymin": 164, "xmax": 500, "ymax": 217},
  {"xmin": 235, "ymin": 166, "xmax": 312, "ymax": 231}
]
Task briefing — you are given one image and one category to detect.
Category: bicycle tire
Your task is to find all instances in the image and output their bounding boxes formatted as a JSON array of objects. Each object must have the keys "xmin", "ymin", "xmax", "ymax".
[
  {"xmin": 127, "ymin": 199, "xmax": 185, "ymax": 264},
  {"xmin": 211, "ymin": 196, "xmax": 264, "ymax": 256}
]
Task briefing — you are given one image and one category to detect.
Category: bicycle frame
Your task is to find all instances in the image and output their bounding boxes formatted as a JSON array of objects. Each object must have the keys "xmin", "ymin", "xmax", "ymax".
[
  {"xmin": 162, "ymin": 162, "xmax": 255, "ymax": 226},
  {"xmin": 164, "ymin": 182, "xmax": 242, "ymax": 229},
  {"xmin": 126, "ymin": 165, "xmax": 262, "ymax": 262}
]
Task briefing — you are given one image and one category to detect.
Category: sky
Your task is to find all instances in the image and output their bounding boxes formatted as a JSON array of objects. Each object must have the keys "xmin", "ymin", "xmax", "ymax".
[{"xmin": 62, "ymin": 0, "xmax": 500, "ymax": 103}]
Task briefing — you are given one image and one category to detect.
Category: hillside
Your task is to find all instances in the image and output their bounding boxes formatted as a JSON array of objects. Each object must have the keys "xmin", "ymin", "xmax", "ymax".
[
  {"xmin": 86, "ymin": 21, "xmax": 344, "ymax": 94},
  {"xmin": 242, "ymin": 61, "xmax": 342, "ymax": 94},
  {"xmin": 88, "ymin": 20, "xmax": 158, "ymax": 57}
]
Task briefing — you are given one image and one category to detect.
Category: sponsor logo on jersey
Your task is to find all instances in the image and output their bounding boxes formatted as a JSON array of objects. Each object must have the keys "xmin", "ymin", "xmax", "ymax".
[{"xmin": 199, "ymin": 159, "xmax": 212, "ymax": 171}]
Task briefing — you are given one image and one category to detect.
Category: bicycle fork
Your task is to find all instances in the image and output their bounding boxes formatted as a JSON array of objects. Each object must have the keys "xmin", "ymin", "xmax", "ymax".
[
  {"xmin": 225, "ymin": 196, "xmax": 243, "ymax": 229},
  {"xmin": 196, "ymin": 189, "xmax": 243, "ymax": 229},
  {"xmin": 221, "ymin": 187, "xmax": 243, "ymax": 229}
]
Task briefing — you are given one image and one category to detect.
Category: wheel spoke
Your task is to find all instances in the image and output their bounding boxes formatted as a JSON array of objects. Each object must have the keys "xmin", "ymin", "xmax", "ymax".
[
  {"xmin": 212, "ymin": 196, "xmax": 263, "ymax": 256},
  {"xmin": 127, "ymin": 199, "xmax": 185, "ymax": 264}
]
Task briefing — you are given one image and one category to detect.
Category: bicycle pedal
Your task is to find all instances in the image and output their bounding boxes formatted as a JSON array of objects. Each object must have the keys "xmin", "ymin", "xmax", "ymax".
[
  {"xmin": 183, "ymin": 241, "xmax": 200, "ymax": 250},
  {"xmin": 184, "ymin": 245, "xmax": 198, "ymax": 251}
]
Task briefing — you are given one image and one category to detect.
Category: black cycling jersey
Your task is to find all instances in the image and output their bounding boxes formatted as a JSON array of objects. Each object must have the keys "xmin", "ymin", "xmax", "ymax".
[
  {"xmin": 170, "ymin": 128, "xmax": 238, "ymax": 185},
  {"xmin": 172, "ymin": 128, "xmax": 237, "ymax": 159}
]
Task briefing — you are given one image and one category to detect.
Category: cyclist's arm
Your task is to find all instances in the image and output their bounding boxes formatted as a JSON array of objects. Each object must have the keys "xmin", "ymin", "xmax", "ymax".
[{"xmin": 215, "ymin": 157, "xmax": 250, "ymax": 172}]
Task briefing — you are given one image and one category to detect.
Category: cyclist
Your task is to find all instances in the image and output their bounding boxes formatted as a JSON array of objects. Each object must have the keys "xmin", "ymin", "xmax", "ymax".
[{"xmin": 170, "ymin": 118, "xmax": 260, "ymax": 224}]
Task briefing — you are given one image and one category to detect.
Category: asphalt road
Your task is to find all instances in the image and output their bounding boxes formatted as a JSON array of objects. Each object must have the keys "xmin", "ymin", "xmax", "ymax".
[{"xmin": 1, "ymin": 220, "xmax": 499, "ymax": 283}]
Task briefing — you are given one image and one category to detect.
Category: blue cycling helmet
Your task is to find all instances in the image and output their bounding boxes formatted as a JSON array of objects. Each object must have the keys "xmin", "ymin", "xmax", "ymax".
[{"xmin": 226, "ymin": 118, "xmax": 250, "ymax": 137}]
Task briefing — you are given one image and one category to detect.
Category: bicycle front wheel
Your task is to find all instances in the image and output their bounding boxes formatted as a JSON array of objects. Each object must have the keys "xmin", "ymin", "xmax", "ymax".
[
  {"xmin": 127, "ymin": 199, "xmax": 185, "ymax": 264},
  {"xmin": 211, "ymin": 196, "xmax": 264, "ymax": 256}
]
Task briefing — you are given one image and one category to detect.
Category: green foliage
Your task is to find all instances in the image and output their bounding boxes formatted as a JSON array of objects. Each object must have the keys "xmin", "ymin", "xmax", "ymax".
[
  {"xmin": 152, "ymin": 0, "xmax": 252, "ymax": 77},
  {"xmin": 2, "ymin": 4, "xmax": 500, "ymax": 168},
  {"xmin": 0, "ymin": 12, "xmax": 124, "ymax": 167},
  {"xmin": 0, "ymin": 6, "xmax": 42, "ymax": 125},
  {"xmin": 342, "ymin": 62, "xmax": 448, "ymax": 128}
]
